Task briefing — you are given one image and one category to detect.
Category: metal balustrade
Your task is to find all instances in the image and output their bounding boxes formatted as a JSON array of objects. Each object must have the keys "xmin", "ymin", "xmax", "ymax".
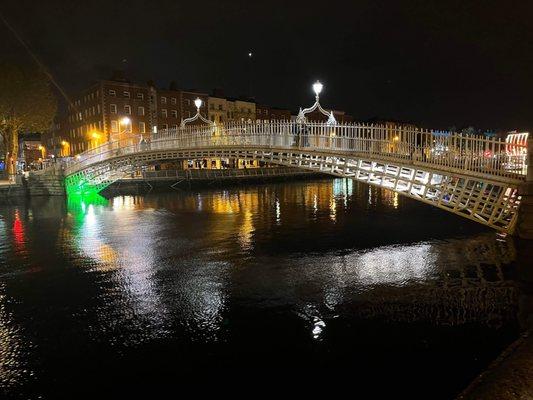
[{"xmin": 62, "ymin": 121, "xmax": 527, "ymax": 183}]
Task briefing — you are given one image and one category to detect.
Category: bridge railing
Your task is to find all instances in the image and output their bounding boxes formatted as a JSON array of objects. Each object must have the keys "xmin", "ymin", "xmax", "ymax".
[{"xmin": 63, "ymin": 121, "xmax": 528, "ymax": 181}]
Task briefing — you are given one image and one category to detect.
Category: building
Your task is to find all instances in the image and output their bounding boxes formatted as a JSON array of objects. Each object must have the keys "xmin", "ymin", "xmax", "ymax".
[
  {"xmin": 306, "ymin": 109, "xmax": 353, "ymax": 123},
  {"xmin": 208, "ymin": 96, "xmax": 228, "ymax": 124},
  {"xmin": 255, "ymin": 104, "xmax": 271, "ymax": 122},
  {"xmin": 270, "ymin": 107, "xmax": 291, "ymax": 121},
  {"xmin": 58, "ymin": 75, "xmax": 153, "ymax": 156},
  {"xmin": 226, "ymin": 98, "xmax": 256, "ymax": 122},
  {"xmin": 18, "ymin": 132, "xmax": 43, "ymax": 170}
]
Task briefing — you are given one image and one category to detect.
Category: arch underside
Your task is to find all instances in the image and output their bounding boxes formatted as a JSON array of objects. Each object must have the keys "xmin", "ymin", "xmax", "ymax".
[{"xmin": 65, "ymin": 147, "xmax": 521, "ymax": 233}]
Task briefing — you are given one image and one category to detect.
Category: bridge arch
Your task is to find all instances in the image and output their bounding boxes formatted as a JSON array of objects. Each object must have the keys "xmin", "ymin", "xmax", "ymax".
[{"xmin": 60, "ymin": 121, "xmax": 528, "ymax": 234}]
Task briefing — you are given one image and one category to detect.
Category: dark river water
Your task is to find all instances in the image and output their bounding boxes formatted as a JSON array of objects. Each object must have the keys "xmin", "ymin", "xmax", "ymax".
[{"xmin": 0, "ymin": 178, "xmax": 530, "ymax": 398}]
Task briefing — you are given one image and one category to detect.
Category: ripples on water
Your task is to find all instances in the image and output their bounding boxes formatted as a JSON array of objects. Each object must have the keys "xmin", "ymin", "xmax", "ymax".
[{"xmin": 0, "ymin": 178, "xmax": 529, "ymax": 398}]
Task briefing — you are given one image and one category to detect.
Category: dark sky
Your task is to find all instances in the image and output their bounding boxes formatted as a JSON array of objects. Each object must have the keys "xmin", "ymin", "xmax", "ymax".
[{"xmin": 1, "ymin": 0, "xmax": 532, "ymax": 130}]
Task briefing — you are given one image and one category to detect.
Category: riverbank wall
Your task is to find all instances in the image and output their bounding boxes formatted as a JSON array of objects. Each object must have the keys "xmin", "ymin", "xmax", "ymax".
[
  {"xmin": 103, "ymin": 167, "xmax": 321, "ymax": 194},
  {"xmin": 0, "ymin": 167, "xmax": 321, "ymax": 198}
]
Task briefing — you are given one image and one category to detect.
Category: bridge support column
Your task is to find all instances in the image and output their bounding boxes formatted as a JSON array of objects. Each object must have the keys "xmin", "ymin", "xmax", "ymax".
[{"xmin": 516, "ymin": 137, "xmax": 533, "ymax": 239}]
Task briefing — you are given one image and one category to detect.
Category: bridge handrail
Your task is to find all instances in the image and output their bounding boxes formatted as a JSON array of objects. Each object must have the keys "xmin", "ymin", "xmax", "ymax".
[{"xmin": 61, "ymin": 121, "xmax": 528, "ymax": 181}]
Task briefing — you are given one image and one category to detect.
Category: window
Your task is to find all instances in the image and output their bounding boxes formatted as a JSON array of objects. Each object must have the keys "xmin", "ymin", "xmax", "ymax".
[
  {"xmin": 161, "ymin": 109, "xmax": 167, "ymax": 117},
  {"xmin": 185, "ymin": 99, "xmax": 190, "ymax": 106},
  {"xmin": 110, "ymin": 104, "xmax": 117, "ymax": 114},
  {"xmin": 162, "ymin": 124, "xmax": 168, "ymax": 130},
  {"xmin": 137, "ymin": 92, "xmax": 144, "ymax": 100},
  {"xmin": 218, "ymin": 105, "xmax": 222, "ymax": 110},
  {"xmin": 172, "ymin": 124, "xmax": 178, "ymax": 130},
  {"xmin": 161, "ymin": 96, "xmax": 167, "ymax": 104},
  {"xmin": 124, "ymin": 91, "xmax": 130, "ymax": 98},
  {"xmin": 171, "ymin": 97, "xmax": 176, "ymax": 105},
  {"xmin": 111, "ymin": 120, "xmax": 118, "ymax": 132},
  {"xmin": 138, "ymin": 106, "xmax": 145, "ymax": 116},
  {"xmin": 139, "ymin": 122, "xmax": 146, "ymax": 133},
  {"xmin": 109, "ymin": 90, "xmax": 116, "ymax": 96},
  {"xmin": 171, "ymin": 110, "xmax": 177, "ymax": 118},
  {"xmin": 124, "ymin": 105, "xmax": 131, "ymax": 114}
]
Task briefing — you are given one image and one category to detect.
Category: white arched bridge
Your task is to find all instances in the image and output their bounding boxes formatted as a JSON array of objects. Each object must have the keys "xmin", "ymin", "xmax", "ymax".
[
  {"xmin": 61, "ymin": 120, "xmax": 529, "ymax": 234},
  {"xmin": 55, "ymin": 81, "xmax": 531, "ymax": 235}
]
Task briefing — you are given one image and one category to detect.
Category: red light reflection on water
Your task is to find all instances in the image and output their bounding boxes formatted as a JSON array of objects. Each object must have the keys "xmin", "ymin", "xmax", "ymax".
[{"xmin": 12, "ymin": 209, "xmax": 25, "ymax": 249}]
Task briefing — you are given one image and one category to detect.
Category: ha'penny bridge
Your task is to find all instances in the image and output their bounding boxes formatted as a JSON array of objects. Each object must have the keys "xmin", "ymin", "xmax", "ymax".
[{"xmin": 54, "ymin": 82, "xmax": 531, "ymax": 236}]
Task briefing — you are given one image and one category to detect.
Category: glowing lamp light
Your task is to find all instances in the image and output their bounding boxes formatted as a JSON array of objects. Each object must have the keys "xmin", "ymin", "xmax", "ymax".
[
  {"xmin": 313, "ymin": 81, "xmax": 323, "ymax": 97},
  {"xmin": 120, "ymin": 117, "xmax": 131, "ymax": 125},
  {"xmin": 61, "ymin": 140, "xmax": 68, "ymax": 146},
  {"xmin": 76, "ymin": 154, "xmax": 81, "ymax": 160},
  {"xmin": 194, "ymin": 98, "xmax": 203, "ymax": 110},
  {"xmin": 38, "ymin": 145, "xmax": 44, "ymax": 150},
  {"xmin": 91, "ymin": 131, "xmax": 101, "ymax": 139}
]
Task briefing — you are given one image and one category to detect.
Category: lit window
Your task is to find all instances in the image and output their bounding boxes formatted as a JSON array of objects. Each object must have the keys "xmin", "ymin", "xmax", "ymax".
[
  {"xmin": 139, "ymin": 122, "xmax": 146, "ymax": 133},
  {"xmin": 111, "ymin": 120, "xmax": 118, "ymax": 132},
  {"xmin": 110, "ymin": 104, "xmax": 117, "ymax": 114},
  {"xmin": 161, "ymin": 109, "xmax": 167, "ymax": 117},
  {"xmin": 161, "ymin": 97, "xmax": 167, "ymax": 104},
  {"xmin": 138, "ymin": 106, "xmax": 145, "ymax": 116},
  {"xmin": 124, "ymin": 105, "xmax": 131, "ymax": 114},
  {"xmin": 124, "ymin": 91, "xmax": 130, "ymax": 98}
]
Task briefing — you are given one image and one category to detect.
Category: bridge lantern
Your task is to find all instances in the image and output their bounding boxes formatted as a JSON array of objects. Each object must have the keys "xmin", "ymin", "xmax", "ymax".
[{"xmin": 194, "ymin": 98, "xmax": 203, "ymax": 110}]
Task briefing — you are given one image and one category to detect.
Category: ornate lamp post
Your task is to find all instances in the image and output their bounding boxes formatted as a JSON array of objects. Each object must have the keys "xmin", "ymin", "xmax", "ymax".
[
  {"xmin": 116, "ymin": 117, "xmax": 131, "ymax": 141},
  {"xmin": 297, "ymin": 80, "xmax": 336, "ymax": 125},
  {"xmin": 180, "ymin": 98, "xmax": 214, "ymax": 127}
]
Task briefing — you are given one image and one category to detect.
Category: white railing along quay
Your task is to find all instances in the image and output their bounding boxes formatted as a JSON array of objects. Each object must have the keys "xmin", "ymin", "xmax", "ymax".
[{"xmin": 62, "ymin": 121, "xmax": 528, "ymax": 182}]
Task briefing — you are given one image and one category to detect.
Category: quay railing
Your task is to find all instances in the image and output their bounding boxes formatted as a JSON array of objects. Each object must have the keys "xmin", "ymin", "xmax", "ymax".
[{"xmin": 61, "ymin": 121, "xmax": 528, "ymax": 182}]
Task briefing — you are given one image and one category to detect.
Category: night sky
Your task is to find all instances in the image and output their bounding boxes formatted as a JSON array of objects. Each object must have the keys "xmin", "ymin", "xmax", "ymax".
[{"xmin": 1, "ymin": 0, "xmax": 532, "ymax": 130}]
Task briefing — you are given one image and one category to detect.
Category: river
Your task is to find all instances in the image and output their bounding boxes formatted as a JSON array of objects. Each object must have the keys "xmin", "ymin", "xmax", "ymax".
[{"xmin": 0, "ymin": 178, "xmax": 529, "ymax": 398}]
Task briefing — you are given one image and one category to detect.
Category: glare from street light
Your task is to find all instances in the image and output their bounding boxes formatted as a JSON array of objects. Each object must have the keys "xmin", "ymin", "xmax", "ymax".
[
  {"xmin": 313, "ymin": 81, "xmax": 323, "ymax": 97},
  {"xmin": 194, "ymin": 98, "xmax": 202, "ymax": 110},
  {"xmin": 120, "ymin": 117, "xmax": 131, "ymax": 125}
]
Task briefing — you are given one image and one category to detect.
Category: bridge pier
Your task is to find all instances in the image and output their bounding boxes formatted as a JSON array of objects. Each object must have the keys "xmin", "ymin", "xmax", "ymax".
[{"xmin": 517, "ymin": 138, "xmax": 533, "ymax": 239}]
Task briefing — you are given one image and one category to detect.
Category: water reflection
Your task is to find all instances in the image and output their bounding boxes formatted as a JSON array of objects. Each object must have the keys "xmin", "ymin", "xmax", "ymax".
[{"xmin": 0, "ymin": 178, "xmax": 529, "ymax": 397}]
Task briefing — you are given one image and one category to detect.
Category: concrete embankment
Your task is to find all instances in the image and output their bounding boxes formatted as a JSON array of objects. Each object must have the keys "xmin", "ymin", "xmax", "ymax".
[
  {"xmin": 458, "ymin": 240, "xmax": 533, "ymax": 400},
  {"xmin": 457, "ymin": 333, "xmax": 533, "ymax": 399},
  {"xmin": 0, "ymin": 182, "xmax": 26, "ymax": 197},
  {"xmin": 1, "ymin": 167, "xmax": 322, "ymax": 198}
]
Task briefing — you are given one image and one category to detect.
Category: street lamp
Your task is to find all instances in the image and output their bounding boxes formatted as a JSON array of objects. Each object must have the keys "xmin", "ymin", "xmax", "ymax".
[
  {"xmin": 296, "ymin": 80, "xmax": 336, "ymax": 125},
  {"xmin": 312, "ymin": 80, "xmax": 323, "ymax": 101},
  {"xmin": 180, "ymin": 97, "xmax": 214, "ymax": 128},
  {"xmin": 194, "ymin": 98, "xmax": 203, "ymax": 111},
  {"xmin": 61, "ymin": 140, "xmax": 70, "ymax": 157},
  {"xmin": 115, "ymin": 117, "xmax": 131, "ymax": 141}
]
